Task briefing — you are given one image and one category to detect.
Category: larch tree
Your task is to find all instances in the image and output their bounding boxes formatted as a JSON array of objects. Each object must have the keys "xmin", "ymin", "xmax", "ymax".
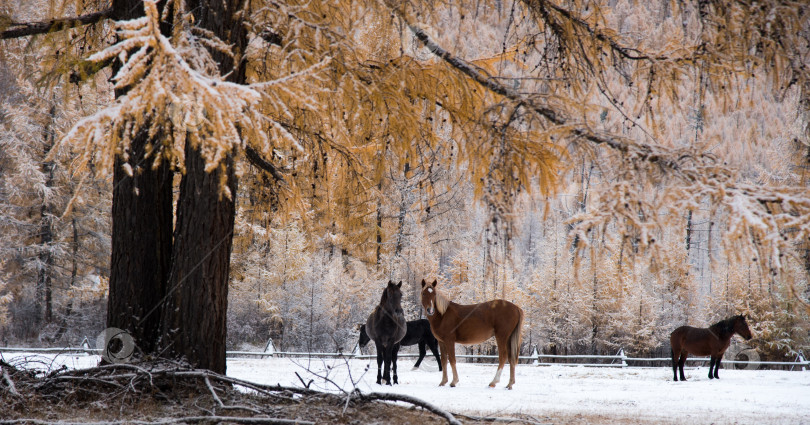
[{"xmin": 2, "ymin": 0, "xmax": 809, "ymax": 369}]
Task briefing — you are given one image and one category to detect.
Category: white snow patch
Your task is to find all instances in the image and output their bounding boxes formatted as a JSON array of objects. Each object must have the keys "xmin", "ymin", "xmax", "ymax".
[
  {"xmin": 4, "ymin": 353, "xmax": 808, "ymax": 423},
  {"xmin": 227, "ymin": 356, "xmax": 810, "ymax": 424}
]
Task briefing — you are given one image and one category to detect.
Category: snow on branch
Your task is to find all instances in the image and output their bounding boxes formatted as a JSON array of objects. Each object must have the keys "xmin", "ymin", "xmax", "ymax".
[
  {"xmin": 384, "ymin": 1, "xmax": 810, "ymax": 282},
  {"xmin": 50, "ymin": 0, "xmax": 328, "ymax": 197},
  {"xmin": 568, "ymin": 161, "xmax": 810, "ymax": 286}
]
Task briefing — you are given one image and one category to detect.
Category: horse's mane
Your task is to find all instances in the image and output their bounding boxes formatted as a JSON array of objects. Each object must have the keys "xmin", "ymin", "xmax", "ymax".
[
  {"xmin": 435, "ymin": 289, "xmax": 450, "ymax": 315},
  {"xmin": 710, "ymin": 316, "xmax": 739, "ymax": 336}
]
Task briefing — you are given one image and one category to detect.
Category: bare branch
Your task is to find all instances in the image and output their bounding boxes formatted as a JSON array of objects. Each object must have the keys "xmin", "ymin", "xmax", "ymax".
[
  {"xmin": 358, "ymin": 390, "xmax": 463, "ymax": 425},
  {"xmin": 204, "ymin": 375, "xmax": 225, "ymax": 408},
  {"xmin": 245, "ymin": 145, "xmax": 286, "ymax": 183},
  {"xmin": 1, "ymin": 367, "xmax": 21, "ymax": 397},
  {"xmin": 0, "ymin": 8, "xmax": 113, "ymax": 40}
]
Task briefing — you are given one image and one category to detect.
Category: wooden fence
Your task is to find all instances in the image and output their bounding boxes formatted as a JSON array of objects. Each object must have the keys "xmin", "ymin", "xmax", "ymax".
[{"xmin": 3, "ymin": 342, "xmax": 808, "ymax": 371}]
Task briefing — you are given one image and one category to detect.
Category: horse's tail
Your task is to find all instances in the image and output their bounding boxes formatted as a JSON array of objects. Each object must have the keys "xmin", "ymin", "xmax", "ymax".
[{"xmin": 508, "ymin": 306, "xmax": 524, "ymax": 364}]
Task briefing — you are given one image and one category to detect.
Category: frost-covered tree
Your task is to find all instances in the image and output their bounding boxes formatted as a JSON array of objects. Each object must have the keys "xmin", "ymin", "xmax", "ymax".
[{"xmin": 3, "ymin": 0, "xmax": 809, "ymax": 368}]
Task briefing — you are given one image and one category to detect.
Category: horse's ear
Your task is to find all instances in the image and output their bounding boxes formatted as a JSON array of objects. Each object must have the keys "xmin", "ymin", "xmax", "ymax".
[
  {"xmin": 421, "ymin": 279, "xmax": 426, "ymax": 288},
  {"xmin": 397, "ymin": 281, "xmax": 402, "ymax": 288},
  {"xmin": 431, "ymin": 280, "xmax": 438, "ymax": 288}
]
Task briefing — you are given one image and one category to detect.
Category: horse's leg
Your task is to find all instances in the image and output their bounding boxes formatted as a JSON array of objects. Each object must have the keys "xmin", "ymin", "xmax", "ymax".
[
  {"xmin": 430, "ymin": 341, "xmax": 442, "ymax": 371},
  {"xmin": 708, "ymin": 356, "xmax": 716, "ymax": 380},
  {"xmin": 438, "ymin": 342, "xmax": 449, "ymax": 386},
  {"xmin": 489, "ymin": 335, "xmax": 508, "ymax": 388},
  {"xmin": 671, "ymin": 349, "xmax": 678, "ymax": 382},
  {"xmin": 506, "ymin": 343, "xmax": 520, "ymax": 390},
  {"xmin": 714, "ymin": 355, "xmax": 721, "ymax": 379},
  {"xmin": 375, "ymin": 344, "xmax": 383, "ymax": 385},
  {"xmin": 382, "ymin": 344, "xmax": 393, "ymax": 385},
  {"xmin": 392, "ymin": 343, "xmax": 400, "ymax": 384},
  {"xmin": 414, "ymin": 341, "xmax": 426, "ymax": 370},
  {"xmin": 448, "ymin": 342, "xmax": 460, "ymax": 387},
  {"xmin": 507, "ymin": 345, "xmax": 517, "ymax": 390},
  {"xmin": 678, "ymin": 352, "xmax": 687, "ymax": 381}
]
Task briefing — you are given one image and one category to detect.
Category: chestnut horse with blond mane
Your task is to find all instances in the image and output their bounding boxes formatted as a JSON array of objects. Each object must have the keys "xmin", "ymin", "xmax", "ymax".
[{"xmin": 420, "ymin": 279, "xmax": 523, "ymax": 389}]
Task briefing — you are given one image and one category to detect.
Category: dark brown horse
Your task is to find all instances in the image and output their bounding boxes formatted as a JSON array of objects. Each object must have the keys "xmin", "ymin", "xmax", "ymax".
[
  {"xmin": 358, "ymin": 319, "xmax": 442, "ymax": 371},
  {"xmin": 670, "ymin": 315, "xmax": 753, "ymax": 381},
  {"xmin": 420, "ymin": 279, "xmax": 523, "ymax": 389},
  {"xmin": 366, "ymin": 281, "xmax": 407, "ymax": 385}
]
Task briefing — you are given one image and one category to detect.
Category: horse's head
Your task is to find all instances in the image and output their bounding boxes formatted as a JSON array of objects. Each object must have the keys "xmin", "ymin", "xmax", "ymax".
[
  {"xmin": 358, "ymin": 324, "xmax": 370, "ymax": 348},
  {"xmin": 420, "ymin": 279, "xmax": 438, "ymax": 316},
  {"xmin": 384, "ymin": 280, "xmax": 403, "ymax": 309},
  {"xmin": 735, "ymin": 314, "xmax": 753, "ymax": 340}
]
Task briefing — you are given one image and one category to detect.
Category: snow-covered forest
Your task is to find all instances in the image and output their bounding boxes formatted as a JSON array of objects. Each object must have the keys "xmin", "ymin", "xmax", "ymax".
[{"xmin": 1, "ymin": 0, "xmax": 809, "ymax": 366}]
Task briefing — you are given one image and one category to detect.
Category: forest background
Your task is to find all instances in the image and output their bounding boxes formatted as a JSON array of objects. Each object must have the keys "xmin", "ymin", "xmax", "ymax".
[{"xmin": 1, "ymin": 0, "xmax": 809, "ymax": 362}]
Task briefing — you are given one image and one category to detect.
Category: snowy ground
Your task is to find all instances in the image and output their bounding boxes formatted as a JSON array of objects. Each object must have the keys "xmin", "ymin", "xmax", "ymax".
[{"xmin": 4, "ymin": 351, "xmax": 809, "ymax": 424}]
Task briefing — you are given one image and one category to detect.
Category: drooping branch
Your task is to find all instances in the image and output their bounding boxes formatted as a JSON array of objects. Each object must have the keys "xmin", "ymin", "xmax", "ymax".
[
  {"xmin": 384, "ymin": 1, "xmax": 692, "ymax": 172},
  {"xmin": 524, "ymin": 0, "xmax": 673, "ymax": 62},
  {"xmin": 383, "ymin": 1, "xmax": 810, "ymax": 290},
  {"xmin": 0, "ymin": 8, "xmax": 113, "ymax": 40},
  {"xmin": 245, "ymin": 145, "xmax": 286, "ymax": 183}
]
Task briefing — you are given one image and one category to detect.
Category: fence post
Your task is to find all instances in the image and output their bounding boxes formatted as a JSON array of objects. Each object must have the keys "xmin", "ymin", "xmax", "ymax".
[
  {"xmin": 262, "ymin": 338, "xmax": 275, "ymax": 358},
  {"xmin": 531, "ymin": 345, "xmax": 540, "ymax": 366},
  {"xmin": 352, "ymin": 343, "xmax": 361, "ymax": 358},
  {"xmin": 793, "ymin": 352, "xmax": 807, "ymax": 372},
  {"xmin": 618, "ymin": 348, "xmax": 627, "ymax": 368},
  {"xmin": 80, "ymin": 336, "xmax": 91, "ymax": 353}
]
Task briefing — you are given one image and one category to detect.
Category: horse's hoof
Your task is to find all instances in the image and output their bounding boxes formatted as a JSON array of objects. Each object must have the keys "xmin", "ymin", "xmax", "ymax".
[
  {"xmin": 506, "ymin": 385, "xmax": 513, "ymax": 390},
  {"xmin": 488, "ymin": 383, "xmax": 496, "ymax": 388},
  {"xmin": 450, "ymin": 383, "xmax": 456, "ymax": 387}
]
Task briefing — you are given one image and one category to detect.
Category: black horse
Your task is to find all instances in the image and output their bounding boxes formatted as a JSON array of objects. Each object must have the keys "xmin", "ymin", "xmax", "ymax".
[
  {"xmin": 365, "ymin": 281, "xmax": 407, "ymax": 385},
  {"xmin": 358, "ymin": 319, "xmax": 442, "ymax": 371}
]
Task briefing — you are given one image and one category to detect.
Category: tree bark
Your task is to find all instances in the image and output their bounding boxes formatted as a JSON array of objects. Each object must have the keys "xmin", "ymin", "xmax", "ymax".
[
  {"xmin": 160, "ymin": 149, "xmax": 237, "ymax": 372},
  {"xmin": 107, "ymin": 129, "xmax": 173, "ymax": 355},
  {"xmin": 157, "ymin": 0, "xmax": 247, "ymax": 373},
  {"xmin": 106, "ymin": 0, "xmax": 174, "ymax": 357},
  {"xmin": 36, "ymin": 105, "xmax": 57, "ymax": 326}
]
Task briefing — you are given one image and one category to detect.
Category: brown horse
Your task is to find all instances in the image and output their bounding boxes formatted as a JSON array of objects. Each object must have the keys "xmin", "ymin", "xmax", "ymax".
[
  {"xmin": 670, "ymin": 315, "xmax": 753, "ymax": 381},
  {"xmin": 420, "ymin": 279, "xmax": 523, "ymax": 389}
]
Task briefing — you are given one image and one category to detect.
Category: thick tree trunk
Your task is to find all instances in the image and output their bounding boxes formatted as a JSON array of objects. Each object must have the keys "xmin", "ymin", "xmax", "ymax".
[
  {"xmin": 107, "ymin": 130, "xmax": 173, "ymax": 355},
  {"xmin": 106, "ymin": 0, "xmax": 174, "ymax": 357},
  {"xmin": 106, "ymin": 0, "xmax": 245, "ymax": 371},
  {"xmin": 152, "ymin": 0, "xmax": 246, "ymax": 373},
  {"xmin": 160, "ymin": 150, "xmax": 237, "ymax": 373}
]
